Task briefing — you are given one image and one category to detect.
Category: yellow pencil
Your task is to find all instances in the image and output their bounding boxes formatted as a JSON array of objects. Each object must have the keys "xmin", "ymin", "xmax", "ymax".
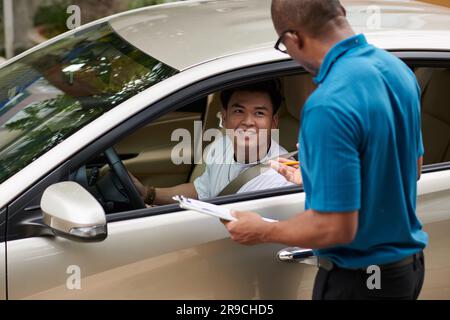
[{"xmin": 282, "ymin": 161, "xmax": 299, "ymax": 167}]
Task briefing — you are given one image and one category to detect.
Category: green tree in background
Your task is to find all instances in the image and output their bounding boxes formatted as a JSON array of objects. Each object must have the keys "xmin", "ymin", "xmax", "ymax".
[
  {"xmin": 33, "ymin": 0, "xmax": 166, "ymax": 40},
  {"xmin": 0, "ymin": 0, "xmax": 169, "ymax": 57},
  {"xmin": 33, "ymin": 0, "xmax": 69, "ymax": 38}
]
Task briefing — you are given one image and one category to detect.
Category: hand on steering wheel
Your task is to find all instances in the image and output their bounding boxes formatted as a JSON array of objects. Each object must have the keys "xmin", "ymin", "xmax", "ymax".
[{"xmin": 104, "ymin": 147, "xmax": 146, "ymax": 210}]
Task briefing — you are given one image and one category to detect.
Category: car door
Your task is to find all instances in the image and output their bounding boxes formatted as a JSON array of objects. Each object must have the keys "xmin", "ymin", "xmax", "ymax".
[
  {"xmin": 268, "ymin": 56, "xmax": 450, "ymax": 300},
  {"xmin": 4, "ymin": 60, "xmax": 315, "ymax": 300},
  {"xmin": 272, "ymin": 58, "xmax": 450, "ymax": 300},
  {"xmin": 7, "ymin": 189, "xmax": 310, "ymax": 300},
  {"xmin": 412, "ymin": 61, "xmax": 450, "ymax": 299}
]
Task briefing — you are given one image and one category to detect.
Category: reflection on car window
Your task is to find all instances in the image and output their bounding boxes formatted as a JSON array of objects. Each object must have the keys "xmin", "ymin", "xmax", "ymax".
[{"xmin": 0, "ymin": 22, "xmax": 177, "ymax": 184}]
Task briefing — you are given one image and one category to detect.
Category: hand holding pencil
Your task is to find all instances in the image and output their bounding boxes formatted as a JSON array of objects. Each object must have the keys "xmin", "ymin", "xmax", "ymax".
[
  {"xmin": 269, "ymin": 157, "xmax": 303, "ymax": 186},
  {"xmin": 279, "ymin": 160, "xmax": 300, "ymax": 167}
]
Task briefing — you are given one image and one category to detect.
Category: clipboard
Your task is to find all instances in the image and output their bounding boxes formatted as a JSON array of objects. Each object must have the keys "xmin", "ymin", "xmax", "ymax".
[{"xmin": 172, "ymin": 195, "xmax": 278, "ymax": 223}]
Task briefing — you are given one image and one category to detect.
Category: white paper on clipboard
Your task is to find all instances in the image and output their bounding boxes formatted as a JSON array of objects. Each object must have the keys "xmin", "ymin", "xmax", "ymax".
[{"xmin": 173, "ymin": 195, "xmax": 278, "ymax": 223}]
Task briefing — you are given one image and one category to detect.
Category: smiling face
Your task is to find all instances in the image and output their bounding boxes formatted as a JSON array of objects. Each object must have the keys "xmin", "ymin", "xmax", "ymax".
[{"xmin": 222, "ymin": 90, "xmax": 279, "ymax": 163}]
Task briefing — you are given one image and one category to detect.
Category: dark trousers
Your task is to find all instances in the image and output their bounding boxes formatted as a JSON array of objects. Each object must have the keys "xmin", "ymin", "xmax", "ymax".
[{"xmin": 312, "ymin": 252, "xmax": 425, "ymax": 300}]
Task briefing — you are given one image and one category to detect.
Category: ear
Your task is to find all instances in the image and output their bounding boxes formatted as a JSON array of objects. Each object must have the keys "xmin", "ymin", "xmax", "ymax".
[
  {"xmin": 285, "ymin": 31, "xmax": 303, "ymax": 51},
  {"xmin": 221, "ymin": 107, "xmax": 227, "ymax": 127},
  {"xmin": 272, "ymin": 113, "xmax": 279, "ymax": 129},
  {"xmin": 340, "ymin": 4, "xmax": 347, "ymax": 16}
]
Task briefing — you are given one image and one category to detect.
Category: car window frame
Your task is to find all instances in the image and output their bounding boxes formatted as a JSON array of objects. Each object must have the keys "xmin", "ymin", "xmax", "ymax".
[
  {"xmin": 5, "ymin": 51, "xmax": 450, "ymax": 241},
  {"xmin": 0, "ymin": 208, "xmax": 5, "ymax": 243},
  {"xmin": 0, "ymin": 207, "xmax": 6, "ymax": 300}
]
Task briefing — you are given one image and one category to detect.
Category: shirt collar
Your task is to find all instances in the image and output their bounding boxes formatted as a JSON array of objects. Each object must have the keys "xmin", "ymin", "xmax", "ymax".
[{"xmin": 313, "ymin": 34, "xmax": 368, "ymax": 84}]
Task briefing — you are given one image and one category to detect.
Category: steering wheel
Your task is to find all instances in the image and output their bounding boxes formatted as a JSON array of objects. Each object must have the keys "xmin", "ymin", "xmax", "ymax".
[{"xmin": 104, "ymin": 147, "xmax": 146, "ymax": 210}]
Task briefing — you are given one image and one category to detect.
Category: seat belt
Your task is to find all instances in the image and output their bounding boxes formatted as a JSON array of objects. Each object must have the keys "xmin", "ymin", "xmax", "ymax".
[{"xmin": 218, "ymin": 150, "xmax": 298, "ymax": 196}]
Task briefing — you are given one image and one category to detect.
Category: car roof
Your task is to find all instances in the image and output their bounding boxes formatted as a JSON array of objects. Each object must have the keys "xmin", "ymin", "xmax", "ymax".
[{"xmin": 109, "ymin": 0, "xmax": 450, "ymax": 71}]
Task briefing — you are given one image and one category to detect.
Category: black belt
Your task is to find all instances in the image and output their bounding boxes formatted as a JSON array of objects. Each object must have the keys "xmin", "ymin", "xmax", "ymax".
[{"xmin": 317, "ymin": 252, "xmax": 423, "ymax": 272}]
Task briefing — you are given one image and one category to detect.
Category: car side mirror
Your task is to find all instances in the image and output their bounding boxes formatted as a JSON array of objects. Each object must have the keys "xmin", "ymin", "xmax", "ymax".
[{"xmin": 41, "ymin": 181, "xmax": 107, "ymax": 242}]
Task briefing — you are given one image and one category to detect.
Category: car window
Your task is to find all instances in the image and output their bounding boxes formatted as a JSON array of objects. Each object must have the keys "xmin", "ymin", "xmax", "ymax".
[
  {"xmin": 0, "ymin": 22, "xmax": 177, "ymax": 185},
  {"xmin": 71, "ymin": 75, "xmax": 315, "ymax": 214},
  {"xmin": 71, "ymin": 98, "xmax": 206, "ymax": 214},
  {"xmin": 415, "ymin": 67, "xmax": 450, "ymax": 165}
]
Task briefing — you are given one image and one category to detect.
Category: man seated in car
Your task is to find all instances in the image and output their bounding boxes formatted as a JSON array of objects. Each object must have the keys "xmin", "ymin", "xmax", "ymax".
[{"xmin": 132, "ymin": 80, "xmax": 296, "ymax": 205}]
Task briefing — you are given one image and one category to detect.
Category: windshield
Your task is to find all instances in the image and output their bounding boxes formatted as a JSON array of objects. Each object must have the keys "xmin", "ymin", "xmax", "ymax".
[{"xmin": 0, "ymin": 22, "xmax": 177, "ymax": 185}]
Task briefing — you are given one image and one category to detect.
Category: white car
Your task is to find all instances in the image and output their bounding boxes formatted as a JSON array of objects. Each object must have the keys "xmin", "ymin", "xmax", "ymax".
[{"xmin": 0, "ymin": 0, "xmax": 449, "ymax": 299}]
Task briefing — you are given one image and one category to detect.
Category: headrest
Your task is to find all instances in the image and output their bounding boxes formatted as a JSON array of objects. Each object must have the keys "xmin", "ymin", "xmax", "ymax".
[
  {"xmin": 281, "ymin": 74, "xmax": 317, "ymax": 120},
  {"xmin": 416, "ymin": 68, "xmax": 450, "ymax": 125}
]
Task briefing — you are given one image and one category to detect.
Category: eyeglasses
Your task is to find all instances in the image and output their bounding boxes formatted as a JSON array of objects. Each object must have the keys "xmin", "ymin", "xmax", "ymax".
[{"xmin": 274, "ymin": 30, "xmax": 296, "ymax": 54}]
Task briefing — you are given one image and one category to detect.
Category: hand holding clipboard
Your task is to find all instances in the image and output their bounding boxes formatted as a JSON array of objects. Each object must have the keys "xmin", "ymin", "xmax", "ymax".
[{"xmin": 173, "ymin": 195, "xmax": 278, "ymax": 223}]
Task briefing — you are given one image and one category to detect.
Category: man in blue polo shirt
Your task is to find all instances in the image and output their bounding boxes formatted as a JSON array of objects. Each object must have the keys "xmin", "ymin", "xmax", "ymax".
[{"xmin": 222, "ymin": 0, "xmax": 427, "ymax": 300}]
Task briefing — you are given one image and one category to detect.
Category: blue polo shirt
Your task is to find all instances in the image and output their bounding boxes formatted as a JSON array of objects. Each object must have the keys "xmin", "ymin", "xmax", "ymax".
[{"xmin": 299, "ymin": 34, "xmax": 428, "ymax": 268}]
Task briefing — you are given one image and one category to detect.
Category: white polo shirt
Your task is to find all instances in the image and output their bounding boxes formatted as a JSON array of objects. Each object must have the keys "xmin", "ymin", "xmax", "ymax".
[{"xmin": 194, "ymin": 135, "xmax": 295, "ymax": 200}]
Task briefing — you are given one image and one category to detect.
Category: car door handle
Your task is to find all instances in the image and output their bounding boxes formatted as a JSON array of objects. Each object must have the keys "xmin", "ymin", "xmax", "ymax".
[{"xmin": 277, "ymin": 247, "xmax": 316, "ymax": 264}]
